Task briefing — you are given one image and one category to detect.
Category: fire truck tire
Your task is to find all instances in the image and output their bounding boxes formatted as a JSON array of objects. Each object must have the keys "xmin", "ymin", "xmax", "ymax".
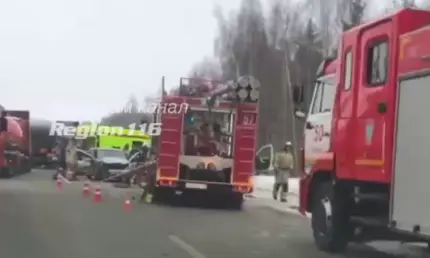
[
  {"xmin": 229, "ymin": 193, "xmax": 244, "ymax": 210},
  {"xmin": 1, "ymin": 168, "xmax": 12, "ymax": 178},
  {"xmin": 152, "ymin": 187, "xmax": 170, "ymax": 204},
  {"xmin": 311, "ymin": 182, "xmax": 349, "ymax": 253}
]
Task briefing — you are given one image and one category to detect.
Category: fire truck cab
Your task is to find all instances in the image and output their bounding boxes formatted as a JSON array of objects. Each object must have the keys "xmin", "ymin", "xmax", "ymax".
[
  {"xmin": 296, "ymin": 8, "xmax": 430, "ymax": 252},
  {"xmin": 148, "ymin": 77, "xmax": 265, "ymax": 209}
]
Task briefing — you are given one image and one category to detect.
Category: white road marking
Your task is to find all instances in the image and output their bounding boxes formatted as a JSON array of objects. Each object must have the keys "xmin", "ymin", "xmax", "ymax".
[{"xmin": 168, "ymin": 235, "xmax": 207, "ymax": 258}]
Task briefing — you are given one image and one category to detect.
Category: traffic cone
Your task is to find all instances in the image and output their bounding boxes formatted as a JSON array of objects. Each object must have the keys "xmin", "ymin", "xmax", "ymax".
[
  {"xmin": 56, "ymin": 177, "xmax": 63, "ymax": 190},
  {"xmin": 123, "ymin": 196, "xmax": 132, "ymax": 211},
  {"xmin": 82, "ymin": 183, "xmax": 90, "ymax": 197},
  {"xmin": 93, "ymin": 187, "xmax": 102, "ymax": 202}
]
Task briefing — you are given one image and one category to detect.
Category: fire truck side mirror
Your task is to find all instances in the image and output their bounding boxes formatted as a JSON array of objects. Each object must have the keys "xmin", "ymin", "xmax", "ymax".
[
  {"xmin": 295, "ymin": 110, "xmax": 306, "ymax": 119},
  {"xmin": 0, "ymin": 116, "xmax": 7, "ymax": 132}
]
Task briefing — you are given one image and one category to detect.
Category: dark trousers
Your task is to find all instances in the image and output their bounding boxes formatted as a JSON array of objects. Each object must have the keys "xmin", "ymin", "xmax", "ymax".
[{"xmin": 273, "ymin": 182, "xmax": 288, "ymax": 200}]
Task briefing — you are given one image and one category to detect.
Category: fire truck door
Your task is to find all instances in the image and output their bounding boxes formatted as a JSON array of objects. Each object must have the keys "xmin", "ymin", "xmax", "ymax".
[
  {"xmin": 354, "ymin": 22, "xmax": 391, "ymax": 182},
  {"xmin": 304, "ymin": 79, "xmax": 334, "ymax": 173}
]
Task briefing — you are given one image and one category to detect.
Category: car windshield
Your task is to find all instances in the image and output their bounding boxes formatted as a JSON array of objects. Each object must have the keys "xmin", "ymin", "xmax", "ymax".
[{"xmin": 96, "ymin": 149, "xmax": 127, "ymax": 159}]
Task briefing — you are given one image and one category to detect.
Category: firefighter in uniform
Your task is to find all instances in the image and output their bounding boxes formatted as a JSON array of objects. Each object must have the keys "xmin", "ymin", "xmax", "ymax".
[
  {"xmin": 66, "ymin": 138, "xmax": 78, "ymax": 180},
  {"xmin": 52, "ymin": 139, "xmax": 67, "ymax": 180},
  {"xmin": 272, "ymin": 141, "xmax": 294, "ymax": 202}
]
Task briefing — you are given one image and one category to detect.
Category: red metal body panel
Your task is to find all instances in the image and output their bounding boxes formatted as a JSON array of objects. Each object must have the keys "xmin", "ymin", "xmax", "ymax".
[
  {"xmin": 398, "ymin": 25, "xmax": 430, "ymax": 75},
  {"xmin": 343, "ymin": 9, "xmax": 430, "ymax": 184},
  {"xmin": 0, "ymin": 110, "xmax": 30, "ymax": 168},
  {"xmin": 157, "ymin": 96, "xmax": 184, "ymax": 180},
  {"xmin": 6, "ymin": 110, "xmax": 30, "ymax": 154},
  {"xmin": 0, "ymin": 134, "xmax": 5, "ymax": 167},
  {"xmin": 299, "ymin": 9, "xmax": 430, "ymax": 214},
  {"xmin": 157, "ymin": 90, "xmax": 258, "ymax": 186},
  {"xmin": 232, "ymin": 103, "xmax": 258, "ymax": 184}
]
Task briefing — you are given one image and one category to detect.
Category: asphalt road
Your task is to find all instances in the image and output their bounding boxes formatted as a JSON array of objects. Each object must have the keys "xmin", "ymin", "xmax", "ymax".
[{"xmin": 0, "ymin": 169, "xmax": 429, "ymax": 258}]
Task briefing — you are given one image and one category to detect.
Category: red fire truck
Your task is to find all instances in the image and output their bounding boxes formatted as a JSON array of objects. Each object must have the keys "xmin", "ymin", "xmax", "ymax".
[
  {"xmin": 147, "ymin": 77, "xmax": 264, "ymax": 209},
  {"xmin": 0, "ymin": 110, "xmax": 31, "ymax": 177},
  {"xmin": 297, "ymin": 9, "xmax": 430, "ymax": 252},
  {"xmin": 296, "ymin": 8, "xmax": 430, "ymax": 252}
]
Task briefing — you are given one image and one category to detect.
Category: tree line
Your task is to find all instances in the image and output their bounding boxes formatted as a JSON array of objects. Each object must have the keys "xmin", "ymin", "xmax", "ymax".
[{"xmin": 101, "ymin": 0, "xmax": 428, "ymax": 151}]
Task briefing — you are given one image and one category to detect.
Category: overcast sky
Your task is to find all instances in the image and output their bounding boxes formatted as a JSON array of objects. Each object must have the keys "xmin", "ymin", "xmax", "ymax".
[
  {"xmin": 0, "ymin": 0, "xmax": 241, "ymax": 121},
  {"xmin": 0, "ymin": 0, "xmax": 425, "ymax": 122}
]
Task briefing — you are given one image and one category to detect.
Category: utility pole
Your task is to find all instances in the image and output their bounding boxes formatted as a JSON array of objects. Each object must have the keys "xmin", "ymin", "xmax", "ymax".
[
  {"xmin": 282, "ymin": 49, "xmax": 300, "ymax": 176},
  {"xmin": 161, "ymin": 76, "xmax": 166, "ymax": 96}
]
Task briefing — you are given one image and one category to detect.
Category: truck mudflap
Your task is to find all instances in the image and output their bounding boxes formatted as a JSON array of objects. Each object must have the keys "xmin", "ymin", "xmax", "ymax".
[{"xmin": 299, "ymin": 174, "xmax": 312, "ymax": 215}]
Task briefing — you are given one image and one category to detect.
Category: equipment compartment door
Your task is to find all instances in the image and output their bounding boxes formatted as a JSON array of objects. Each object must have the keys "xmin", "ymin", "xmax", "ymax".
[
  {"xmin": 158, "ymin": 97, "xmax": 184, "ymax": 179},
  {"xmin": 233, "ymin": 105, "xmax": 258, "ymax": 184},
  {"xmin": 391, "ymin": 74, "xmax": 430, "ymax": 235}
]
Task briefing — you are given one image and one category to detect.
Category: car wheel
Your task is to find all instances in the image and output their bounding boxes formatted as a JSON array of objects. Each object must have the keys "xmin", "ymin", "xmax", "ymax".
[
  {"xmin": 95, "ymin": 165, "xmax": 107, "ymax": 181},
  {"xmin": 101, "ymin": 168, "xmax": 111, "ymax": 181}
]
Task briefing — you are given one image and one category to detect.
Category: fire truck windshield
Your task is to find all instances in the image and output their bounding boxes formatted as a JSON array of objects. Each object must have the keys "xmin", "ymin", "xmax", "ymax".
[
  {"xmin": 183, "ymin": 109, "xmax": 233, "ymax": 157},
  {"xmin": 310, "ymin": 75, "xmax": 336, "ymax": 114}
]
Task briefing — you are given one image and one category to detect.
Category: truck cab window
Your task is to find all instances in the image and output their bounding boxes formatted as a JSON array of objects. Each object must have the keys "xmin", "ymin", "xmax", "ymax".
[
  {"xmin": 183, "ymin": 109, "xmax": 232, "ymax": 157},
  {"xmin": 311, "ymin": 84, "xmax": 323, "ymax": 114},
  {"xmin": 367, "ymin": 41, "xmax": 388, "ymax": 86},
  {"xmin": 344, "ymin": 51, "xmax": 353, "ymax": 90},
  {"xmin": 311, "ymin": 76, "xmax": 336, "ymax": 114}
]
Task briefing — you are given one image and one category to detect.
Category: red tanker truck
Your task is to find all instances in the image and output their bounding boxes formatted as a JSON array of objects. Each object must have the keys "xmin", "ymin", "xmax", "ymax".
[{"xmin": 0, "ymin": 110, "xmax": 31, "ymax": 177}]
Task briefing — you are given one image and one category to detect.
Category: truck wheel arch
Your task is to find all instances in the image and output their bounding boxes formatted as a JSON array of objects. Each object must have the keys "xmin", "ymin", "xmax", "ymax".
[{"xmin": 307, "ymin": 170, "xmax": 334, "ymax": 213}]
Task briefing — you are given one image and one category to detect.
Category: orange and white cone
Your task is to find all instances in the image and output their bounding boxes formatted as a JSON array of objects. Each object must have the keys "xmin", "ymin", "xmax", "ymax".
[
  {"xmin": 56, "ymin": 176, "xmax": 63, "ymax": 190},
  {"xmin": 93, "ymin": 187, "xmax": 102, "ymax": 202},
  {"xmin": 123, "ymin": 195, "xmax": 132, "ymax": 211},
  {"xmin": 82, "ymin": 183, "xmax": 90, "ymax": 197}
]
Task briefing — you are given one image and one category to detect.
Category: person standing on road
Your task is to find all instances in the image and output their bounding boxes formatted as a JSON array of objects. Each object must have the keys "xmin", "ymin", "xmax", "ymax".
[
  {"xmin": 52, "ymin": 139, "xmax": 67, "ymax": 180},
  {"xmin": 66, "ymin": 138, "xmax": 78, "ymax": 180},
  {"xmin": 273, "ymin": 141, "xmax": 294, "ymax": 202}
]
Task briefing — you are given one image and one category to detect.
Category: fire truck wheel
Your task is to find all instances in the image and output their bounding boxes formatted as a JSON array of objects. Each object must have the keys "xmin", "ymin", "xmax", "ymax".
[
  {"xmin": 311, "ymin": 182, "xmax": 349, "ymax": 253},
  {"xmin": 152, "ymin": 187, "xmax": 170, "ymax": 204},
  {"xmin": 1, "ymin": 167, "xmax": 13, "ymax": 178},
  {"xmin": 229, "ymin": 193, "xmax": 244, "ymax": 210}
]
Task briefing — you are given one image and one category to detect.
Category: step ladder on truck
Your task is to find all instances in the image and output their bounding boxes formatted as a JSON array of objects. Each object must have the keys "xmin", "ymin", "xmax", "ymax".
[
  {"xmin": 144, "ymin": 76, "xmax": 272, "ymax": 209},
  {"xmin": 295, "ymin": 8, "xmax": 430, "ymax": 253}
]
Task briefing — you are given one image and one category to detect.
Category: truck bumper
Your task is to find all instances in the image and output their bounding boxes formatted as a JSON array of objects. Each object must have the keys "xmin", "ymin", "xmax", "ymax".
[{"xmin": 156, "ymin": 180, "xmax": 245, "ymax": 199}]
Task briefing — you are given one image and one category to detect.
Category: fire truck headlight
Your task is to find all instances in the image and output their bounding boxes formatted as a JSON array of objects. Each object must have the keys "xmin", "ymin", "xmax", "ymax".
[
  {"xmin": 249, "ymin": 89, "xmax": 259, "ymax": 101},
  {"xmin": 237, "ymin": 89, "xmax": 248, "ymax": 100},
  {"xmin": 207, "ymin": 163, "xmax": 217, "ymax": 171},
  {"xmin": 196, "ymin": 162, "xmax": 205, "ymax": 169}
]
